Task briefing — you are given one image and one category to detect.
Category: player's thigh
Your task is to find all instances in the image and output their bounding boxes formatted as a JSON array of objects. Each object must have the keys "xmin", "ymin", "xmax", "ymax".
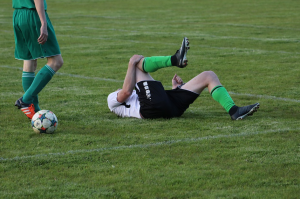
[
  {"xmin": 13, "ymin": 9, "xmax": 39, "ymax": 60},
  {"xmin": 181, "ymin": 71, "xmax": 221, "ymax": 94},
  {"xmin": 135, "ymin": 64, "xmax": 154, "ymax": 82},
  {"xmin": 23, "ymin": 60, "xmax": 38, "ymax": 72},
  {"xmin": 180, "ymin": 73, "xmax": 208, "ymax": 94}
]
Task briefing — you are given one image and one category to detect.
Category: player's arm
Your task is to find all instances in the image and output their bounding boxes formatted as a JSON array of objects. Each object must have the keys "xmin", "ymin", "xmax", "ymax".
[
  {"xmin": 34, "ymin": 0, "xmax": 48, "ymax": 44},
  {"xmin": 117, "ymin": 55, "xmax": 144, "ymax": 103}
]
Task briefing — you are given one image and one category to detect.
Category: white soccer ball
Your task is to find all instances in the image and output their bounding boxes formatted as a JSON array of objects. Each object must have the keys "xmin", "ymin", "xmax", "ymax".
[{"xmin": 31, "ymin": 110, "xmax": 58, "ymax": 134}]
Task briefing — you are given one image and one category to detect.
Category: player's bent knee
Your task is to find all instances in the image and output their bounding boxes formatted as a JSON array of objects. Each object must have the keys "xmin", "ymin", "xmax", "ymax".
[
  {"xmin": 51, "ymin": 61, "xmax": 63, "ymax": 72},
  {"xmin": 57, "ymin": 58, "xmax": 64, "ymax": 69},
  {"xmin": 197, "ymin": 71, "xmax": 218, "ymax": 84},
  {"xmin": 201, "ymin": 71, "xmax": 217, "ymax": 78},
  {"xmin": 47, "ymin": 55, "xmax": 64, "ymax": 72}
]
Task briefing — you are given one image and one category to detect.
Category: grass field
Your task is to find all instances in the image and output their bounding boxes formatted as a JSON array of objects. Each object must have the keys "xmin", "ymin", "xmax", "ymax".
[{"xmin": 1, "ymin": 0, "xmax": 300, "ymax": 198}]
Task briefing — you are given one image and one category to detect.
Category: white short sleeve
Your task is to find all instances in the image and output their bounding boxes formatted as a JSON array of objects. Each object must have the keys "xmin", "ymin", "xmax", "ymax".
[
  {"xmin": 107, "ymin": 90, "xmax": 142, "ymax": 119},
  {"xmin": 107, "ymin": 90, "xmax": 122, "ymax": 110}
]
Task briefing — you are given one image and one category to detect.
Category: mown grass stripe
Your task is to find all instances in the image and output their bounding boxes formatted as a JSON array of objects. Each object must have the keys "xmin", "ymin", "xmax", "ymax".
[{"xmin": 0, "ymin": 128, "xmax": 297, "ymax": 162}]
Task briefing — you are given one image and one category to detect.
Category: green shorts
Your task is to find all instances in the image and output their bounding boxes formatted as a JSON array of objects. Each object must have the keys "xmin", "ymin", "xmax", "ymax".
[{"xmin": 13, "ymin": 9, "xmax": 61, "ymax": 60}]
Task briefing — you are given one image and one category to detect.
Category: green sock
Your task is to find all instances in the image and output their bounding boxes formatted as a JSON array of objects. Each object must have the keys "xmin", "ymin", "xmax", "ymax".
[
  {"xmin": 22, "ymin": 65, "xmax": 55, "ymax": 104},
  {"xmin": 142, "ymin": 56, "xmax": 173, "ymax": 73},
  {"xmin": 211, "ymin": 85, "xmax": 235, "ymax": 113},
  {"xmin": 22, "ymin": 72, "xmax": 41, "ymax": 112}
]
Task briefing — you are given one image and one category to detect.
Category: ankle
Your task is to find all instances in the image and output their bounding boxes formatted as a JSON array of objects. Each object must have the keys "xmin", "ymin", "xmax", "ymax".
[
  {"xmin": 171, "ymin": 53, "xmax": 178, "ymax": 66},
  {"xmin": 229, "ymin": 105, "xmax": 238, "ymax": 116}
]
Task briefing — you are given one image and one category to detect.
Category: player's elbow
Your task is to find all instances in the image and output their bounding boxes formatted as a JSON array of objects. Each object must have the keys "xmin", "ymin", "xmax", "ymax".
[
  {"xmin": 123, "ymin": 90, "xmax": 133, "ymax": 98},
  {"xmin": 117, "ymin": 90, "xmax": 132, "ymax": 103}
]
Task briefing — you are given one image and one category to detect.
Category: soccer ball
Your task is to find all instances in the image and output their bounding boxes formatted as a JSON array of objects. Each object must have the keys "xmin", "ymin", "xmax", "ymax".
[{"xmin": 31, "ymin": 110, "xmax": 58, "ymax": 134}]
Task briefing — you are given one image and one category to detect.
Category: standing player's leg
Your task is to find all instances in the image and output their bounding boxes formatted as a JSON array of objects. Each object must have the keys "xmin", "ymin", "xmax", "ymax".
[
  {"xmin": 15, "ymin": 59, "xmax": 39, "ymax": 119},
  {"xmin": 15, "ymin": 55, "xmax": 63, "ymax": 119},
  {"xmin": 181, "ymin": 71, "xmax": 259, "ymax": 120},
  {"xmin": 22, "ymin": 60, "xmax": 41, "ymax": 112},
  {"xmin": 20, "ymin": 55, "xmax": 63, "ymax": 107}
]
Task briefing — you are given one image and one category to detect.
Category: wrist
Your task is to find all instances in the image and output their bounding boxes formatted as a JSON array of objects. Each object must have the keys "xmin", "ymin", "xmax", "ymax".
[{"xmin": 177, "ymin": 83, "xmax": 185, "ymax": 89}]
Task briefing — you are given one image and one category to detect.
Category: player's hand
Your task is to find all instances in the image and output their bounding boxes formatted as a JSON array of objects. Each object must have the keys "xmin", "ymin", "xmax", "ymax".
[
  {"xmin": 129, "ymin": 55, "xmax": 144, "ymax": 66},
  {"xmin": 38, "ymin": 24, "xmax": 48, "ymax": 44},
  {"xmin": 172, "ymin": 74, "xmax": 184, "ymax": 89}
]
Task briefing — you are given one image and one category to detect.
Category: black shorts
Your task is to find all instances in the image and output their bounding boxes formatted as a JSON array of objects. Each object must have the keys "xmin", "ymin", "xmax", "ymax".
[{"xmin": 135, "ymin": 81, "xmax": 199, "ymax": 119}]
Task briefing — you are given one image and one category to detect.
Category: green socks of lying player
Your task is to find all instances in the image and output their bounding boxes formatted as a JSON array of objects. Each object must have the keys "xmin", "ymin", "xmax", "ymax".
[
  {"xmin": 211, "ymin": 86, "xmax": 260, "ymax": 120},
  {"xmin": 142, "ymin": 55, "xmax": 182, "ymax": 73},
  {"xmin": 211, "ymin": 85, "xmax": 239, "ymax": 116},
  {"xmin": 22, "ymin": 65, "xmax": 56, "ymax": 111}
]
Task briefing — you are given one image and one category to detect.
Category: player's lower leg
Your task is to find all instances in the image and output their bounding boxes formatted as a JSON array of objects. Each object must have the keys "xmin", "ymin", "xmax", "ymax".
[
  {"xmin": 22, "ymin": 71, "xmax": 41, "ymax": 112},
  {"xmin": 142, "ymin": 56, "xmax": 173, "ymax": 73},
  {"xmin": 211, "ymin": 85, "xmax": 236, "ymax": 113},
  {"xmin": 142, "ymin": 37, "xmax": 189, "ymax": 73},
  {"xmin": 211, "ymin": 85, "xmax": 259, "ymax": 120},
  {"xmin": 22, "ymin": 65, "xmax": 55, "ymax": 104}
]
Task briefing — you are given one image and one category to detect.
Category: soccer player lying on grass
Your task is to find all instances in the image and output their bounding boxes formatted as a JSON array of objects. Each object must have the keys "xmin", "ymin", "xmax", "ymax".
[
  {"xmin": 13, "ymin": 0, "xmax": 64, "ymax": 119},
  {"xmin": 107, "ymin": 37, "xmax": 259, "ymax": 120}
]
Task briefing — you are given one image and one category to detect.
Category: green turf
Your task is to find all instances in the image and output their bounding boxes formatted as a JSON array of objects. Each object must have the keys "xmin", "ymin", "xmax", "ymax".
[{"xmin": 1, "ymin": 0, "xmax": 300, "ymax": 198}]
